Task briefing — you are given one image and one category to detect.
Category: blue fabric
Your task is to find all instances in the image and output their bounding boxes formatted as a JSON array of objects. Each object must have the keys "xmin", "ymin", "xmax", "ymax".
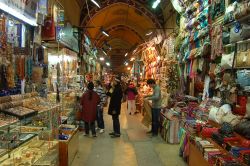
[
  {"xmin": 237, "ymin": 70, "xmax": 250, "ymax": 87},
  {"xmin": 97, "ymin": 106, "xmax": 105, "ymax": 129},
  {"xmin": 151, "ymin": 108, "xmax": 161, "ymax": 135}
]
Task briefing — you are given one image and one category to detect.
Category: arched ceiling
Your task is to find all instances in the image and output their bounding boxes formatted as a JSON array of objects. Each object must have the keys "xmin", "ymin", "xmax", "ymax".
[{"xmin": 77, "ymin": 0, "xmax": 165, "ymax": 73}]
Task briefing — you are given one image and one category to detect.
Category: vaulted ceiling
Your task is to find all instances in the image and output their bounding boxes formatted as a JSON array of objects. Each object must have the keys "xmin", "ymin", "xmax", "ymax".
[{"xmin": 75, "ymin": 0, "xmax": 167, "ymax": 73}]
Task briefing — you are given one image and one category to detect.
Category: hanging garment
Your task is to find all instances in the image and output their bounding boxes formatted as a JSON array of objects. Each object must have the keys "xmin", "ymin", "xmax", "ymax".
[
  {"xmin": 0, "ymin": 64, "xmax": 7, "ymax": 90},
  {"xmin": 211, "ymin": 25, "xmax": 223, "ymax": 60},
  {"xmin": 16, "ymin": 56, "xmax": 25, "ymax": 80},
  {"xmin": 6, "ymin": 64, "xmax": 15, "ymax": 88}
]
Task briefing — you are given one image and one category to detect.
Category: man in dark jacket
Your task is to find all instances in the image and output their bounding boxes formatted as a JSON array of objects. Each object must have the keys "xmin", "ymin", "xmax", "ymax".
[{"xmin": 107, "ymin": 76, "xmax": 123, "ymax": 138}]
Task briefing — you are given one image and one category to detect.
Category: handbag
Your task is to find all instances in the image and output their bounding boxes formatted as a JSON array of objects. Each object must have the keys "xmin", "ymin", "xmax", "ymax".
[
  {"xmin": 41, "ymin": 15, "xmax": 55, "ymax": 41},
  {"xmin": 246, "ymin": 97, "xmax": 250, "ymax": 119},
  {"xmin": 234, "ymin": 120, "xmax": 250, "ymax": 139},
  {"xmin": 230, "ymin": 22, "xmax": 250, "ymax": 43},
  {"xmin": 219, "ymin": 122, "xmax": 234, "ymax": 136},
  {"xmin": 234, "ymin": 1, "xmax": 250, "ymax": 19},
  {"xmin": 201, "ymin": 127, "xmax": 219, "ymax": 138},
  {"xmin": 221, "ymin": 52, "xmax": 235, "ymax": 69},
  {"xmin": 223, "ymin": 31, "xmax": 230, "ymax": 45},
  {"xmin": 236, "ymin": 70, "xmax": 250, "ymax": 87},
  {"xmin": 221, "ymin": 113, "xmax": 241, "ymax": 127},
  {"xmin": 209, "ymin": 106, "xmax": 220, "ymax": 123},
  {"xmin": 240, "ymin": 22, "xmax": 250, "ymax": 40},
  {"xmin": 236, "ymin": 50, "xmax": 250, "ymax": 68}
]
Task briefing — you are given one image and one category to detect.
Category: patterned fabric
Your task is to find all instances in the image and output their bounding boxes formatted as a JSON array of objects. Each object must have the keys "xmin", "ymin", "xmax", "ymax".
[
  {"xmin": 94, "ymin": 86, "xmax": 107, "ymax": 107},
  {"xmin": 211, "ymin": 25, "xmax": 223, "ymax": 60}
]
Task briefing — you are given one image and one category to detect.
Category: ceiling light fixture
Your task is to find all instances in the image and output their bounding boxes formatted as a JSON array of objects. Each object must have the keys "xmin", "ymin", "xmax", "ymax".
[
  {"xmin": 124, "ymin": 62, "xmax": 128, "ymax": 66},
  {"xmin": 130, "ymin": 57, "xmax": 135, "ymax": 61},
  {"xmin": 152, "ymin": 0, "xmax": 161, "ymax": 9},
  {"xmin": 101, "ymin": 28, "xmax": 109, "ymax": 37},
  {"xmin": 90, "ymin": 0, "xmax": 101, "ymax": 8},
  {"xmin": 100, "ymin": 57, "xmax": 104, "ymax": 61},
  {"xmin": 125, "ymin": 53, "xmax": 128, "ymax": 57},
  {"xmin": 102, "ymin": 50, "xmax": 107, "ymax": 55},
  {"xmin": 106, "ymin": 62, "xmax": 110, "ymax": 66},
  {"xmin": 146, "ymin": 31, "xmax": 153, "ymax": 36},
  {"xmin": 127, "ymin": 67, "xmax": 131, "ymax": 70}
]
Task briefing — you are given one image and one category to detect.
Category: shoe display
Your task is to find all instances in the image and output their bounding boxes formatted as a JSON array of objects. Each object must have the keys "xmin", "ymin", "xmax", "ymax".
[{"xmin": 99, "ymin": 129, "xmax": 105, "ymax": 134}]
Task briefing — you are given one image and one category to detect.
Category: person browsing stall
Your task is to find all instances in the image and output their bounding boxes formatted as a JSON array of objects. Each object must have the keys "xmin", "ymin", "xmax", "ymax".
[
  {"xmin": 107, "ymin": 76, "xmax": 123, "ymax": 138},
  {"xmin": 144, "ymin": 79, "xmax": 161, "ymax": 137},
  {"xmin": 81, "ymin": 82, "xmax": 100, "ymax": 137}
]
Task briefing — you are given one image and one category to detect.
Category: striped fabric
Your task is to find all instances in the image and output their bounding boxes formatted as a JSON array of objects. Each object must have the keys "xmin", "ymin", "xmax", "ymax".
[{"xmin": 94, "ymin": 86, "xmax": 107, "ymax": 107}]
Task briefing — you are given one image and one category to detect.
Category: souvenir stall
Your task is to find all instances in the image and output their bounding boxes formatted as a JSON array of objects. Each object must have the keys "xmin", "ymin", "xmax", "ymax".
[
  {"xmin": 0, "ymin": 0, "xmax": 65, "ymax": 165},
  {"xmin": 41, "ymin": 1, "xmax": 79, "ymax": 165},
  {"xmin": 139, "ymin": 44, "xmax": 161, "ymax": 126},
  {"xmin": 157, "ymin": 0, "xmax": 250, "ymax": 165},
  {"xmin": 141, "ymin": 46, "xmax": 159, "ymax": 79},
  {"xmin": 0, "ymin": 3, "xmax": 36, "ymax": 96}
]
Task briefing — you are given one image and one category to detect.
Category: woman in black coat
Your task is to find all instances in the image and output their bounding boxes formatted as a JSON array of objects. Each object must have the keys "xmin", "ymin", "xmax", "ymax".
[{"xmin": 107, "ymin": 77, "xmax": 123, "ymax": 138}]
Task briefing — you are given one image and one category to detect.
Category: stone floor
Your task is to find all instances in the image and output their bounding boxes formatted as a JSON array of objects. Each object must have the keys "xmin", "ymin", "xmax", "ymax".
[{"xmin": 71, "ymin": 103, "xmax": 187, "ymax": 166}]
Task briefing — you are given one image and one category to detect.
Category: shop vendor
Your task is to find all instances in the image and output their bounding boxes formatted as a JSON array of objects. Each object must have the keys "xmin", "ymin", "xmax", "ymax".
[{"xmin": 144, "ymin": 79, "xmax": 162, "ymax": 137}]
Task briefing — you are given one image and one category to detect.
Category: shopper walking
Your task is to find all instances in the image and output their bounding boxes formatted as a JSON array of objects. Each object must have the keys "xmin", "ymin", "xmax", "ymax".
[
  {"xmin": 125, "ymin": 82, "xmax": 138, "ymax": 115},
  {"xmin": 107, "ymin": 76, "xmax": 123, "ymax": 138},
  {"xmin": 81, "ymin": 82, "xmax": 100, "ymax": 137},
  {"xmin": 144, "ymin": 79, "xmax": 161, "ymax": 137},
  {"xmin": 94, "ymin": 80, "xmax": 107, "ymax": 134}
]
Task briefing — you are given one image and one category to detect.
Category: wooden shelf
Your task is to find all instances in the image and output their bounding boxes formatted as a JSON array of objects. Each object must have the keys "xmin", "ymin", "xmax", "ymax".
[
  {"xmin": 59, "ymin": 126, "xmax": 79, "ymax": 166},
  {"xmin": 224, "ymin": 14, "xmax": 250, "ymax": 27},
  {"xmin": 189, "ymin": 143, "xmax": 210, "ymax": 166}
]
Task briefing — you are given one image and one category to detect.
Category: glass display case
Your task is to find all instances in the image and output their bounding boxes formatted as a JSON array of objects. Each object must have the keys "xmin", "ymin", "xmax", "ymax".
[{"xmin": 0, "ymin": 92, "xmax": 61, "ymax": 166}]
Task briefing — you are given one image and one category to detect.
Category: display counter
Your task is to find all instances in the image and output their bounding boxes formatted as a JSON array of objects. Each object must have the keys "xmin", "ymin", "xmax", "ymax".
[{"xmin": 59, "ymin": 125, "xmax": 79, "ymax": 166}]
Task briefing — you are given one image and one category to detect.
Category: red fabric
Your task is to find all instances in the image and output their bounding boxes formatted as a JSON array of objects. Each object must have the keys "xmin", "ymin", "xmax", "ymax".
[
  {"xmin": 41, "ymin": 16, "xmax": 55, "ymax": 40},
  {"xmin": 81, "ymin": 90, "xmax": 100, "ymax": 122},
  {"xmin": 127, "ymin": 84, "xmax": 136, "ymax": 100}
]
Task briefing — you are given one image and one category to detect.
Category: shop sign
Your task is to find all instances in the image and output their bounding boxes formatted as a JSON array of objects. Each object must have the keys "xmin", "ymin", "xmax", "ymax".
[
  {"xmin": 57, "ymin": 23, "xmax": 79, "ymax": 53},
  {"xmin": 0, "ymin": 0, "xmax": 38, "ymax": 20}
]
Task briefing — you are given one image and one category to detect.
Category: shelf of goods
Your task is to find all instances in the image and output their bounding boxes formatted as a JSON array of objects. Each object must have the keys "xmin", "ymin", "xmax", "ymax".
[
  {"xmin": 58, "ymin": 125, "xmax": 79, "ymax": 166},
  {"xmin": 0, "ymin": 92, "xmax": 62, "ymax": 166},
  {"xmin": 48, "ymin": 91, "xmax": 78, "ymax": 125},
  {"xmin": 176, "ymin": 97, "xmax": 250, "ymax": 166}
]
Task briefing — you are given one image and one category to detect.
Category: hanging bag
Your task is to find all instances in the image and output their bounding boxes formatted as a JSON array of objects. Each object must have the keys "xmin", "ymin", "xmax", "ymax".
[
  {"xmin": 237, "ymin": 70, "xmax": 250, "ymax": 87},
  {"xmin": 221, "ymin": 52, "xmax": 235, "ymax": 69},
  {"xmin": 235, "ymin": 44, "xmax": 250, "ymax": 68}
]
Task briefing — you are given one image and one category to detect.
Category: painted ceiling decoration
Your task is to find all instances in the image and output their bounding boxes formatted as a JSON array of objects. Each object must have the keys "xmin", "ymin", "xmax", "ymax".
[
  {"xmin": 75, "ymin": 0, "xmax": 167, "ymax": 73},
  {"xmin": 95, "ymin": 25, "xmax": 143, "ymax": 47},
  {"xmin": 80, "ymin": 0, "xmax": 164, "ymax": 28}
]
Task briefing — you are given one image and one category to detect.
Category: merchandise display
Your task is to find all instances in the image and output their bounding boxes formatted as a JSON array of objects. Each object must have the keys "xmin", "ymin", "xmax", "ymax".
[
  {"xmin": 0, "ymin": 138, "xmax": 58, "ymax": 166},
  {"xmin": 0, "ymin": 114, "xmax": 18, "ymax": 128},
  {"xmin": 0, "ymin": 93, "xmax": 61, "ymax": 165},
  {"xmin": 126, "ymin": 1, "xmax": 250, "ymax": 165}
]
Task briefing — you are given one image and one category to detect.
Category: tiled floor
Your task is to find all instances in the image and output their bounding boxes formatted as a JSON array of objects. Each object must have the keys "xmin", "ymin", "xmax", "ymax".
[{"xmin": 71, "ymin": 103, "xmax": 187, "ymax": 166}]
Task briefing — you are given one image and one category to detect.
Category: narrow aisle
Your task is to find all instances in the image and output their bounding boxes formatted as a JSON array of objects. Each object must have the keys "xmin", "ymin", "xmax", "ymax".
[{"xmin": 71, "ymin": 103, "xmax": 186, "ymax": 166}]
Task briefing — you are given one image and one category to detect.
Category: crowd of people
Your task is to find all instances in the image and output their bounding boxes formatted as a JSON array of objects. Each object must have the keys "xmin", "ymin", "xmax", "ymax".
[{"xmin": 79, "ymin": 76, "xmax": 162, "ymax": 139}]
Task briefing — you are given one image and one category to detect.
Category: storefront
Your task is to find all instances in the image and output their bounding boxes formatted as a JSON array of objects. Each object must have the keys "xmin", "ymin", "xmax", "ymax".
[{"xmin": 135, "ymin": 0, "xmax": 250, "ymax": 165}]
